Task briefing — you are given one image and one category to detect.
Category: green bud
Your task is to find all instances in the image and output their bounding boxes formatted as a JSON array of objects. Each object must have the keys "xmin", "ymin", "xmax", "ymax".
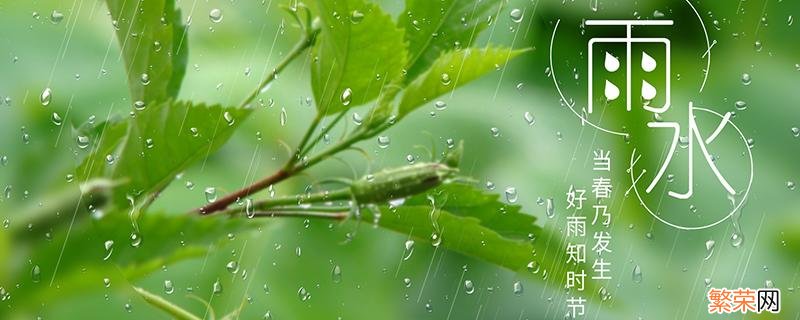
[
  {"xmin": 351, "ymin": 163, "xmax": 457, "ymax": 203},
  {"xmin": 442, "ymin": 140, "xmax": 464, "ymax": 168}
]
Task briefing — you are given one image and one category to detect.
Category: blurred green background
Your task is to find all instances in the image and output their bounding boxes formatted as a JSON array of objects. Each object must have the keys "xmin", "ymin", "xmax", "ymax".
[{"xmin": 0, "ymin": 0, "xmax": 798, "ymax": 319}]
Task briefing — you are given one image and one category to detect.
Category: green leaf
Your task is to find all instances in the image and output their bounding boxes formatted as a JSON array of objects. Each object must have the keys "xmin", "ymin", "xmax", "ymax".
[
  {"xmin": 106, "ymin": 0, "xmax": 188, "ymax": 103},
  {"xmin": 76, "ymin": 101, "xmax": 252, "ymax": 208},
  {"xmin": 7, "ymin": 211, "xmax": 258, "ymax": 312},
  {"xmin": 397, "ymin": 47, "xmax": 527, "ymax": 118},
  {"xmin": 399, "ymin": 0, "xmax": 501, "ymax": 82},
  {"xmin": 309, "ymin": 0, "xmax": 407, "ymax": 115},
  {"xmin": 133, "ymin": 286, "xmax": 202, "ymax": 320},
  {"xmin": 362, "ymin": 183, "xmax": 595, "ymax": 291}
]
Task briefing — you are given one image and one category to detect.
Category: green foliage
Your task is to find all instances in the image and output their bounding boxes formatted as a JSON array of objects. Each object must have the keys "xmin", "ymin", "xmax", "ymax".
[
  {"xmin": 398, "ymin": 47, "xmax": 528, "ymax": 118},
  {"xmin": 308, "ymin": 0, "xmax": 407, "ymax": 115},
  {"xmin": 399, "ymin": 0, "xmax": 502, "ymax": 82},
  {"xmin": 106, "ymin": 0, "xmax": 188, "ymax": 103},
  {"xmin": 76, "ymin": 101, "xmax": 251, "ymax": 209},
  {"xmin": 362, "ymin": 183, "xmax": 588, "ymax": 290},
  {"xmin": 8, "ymin": 211, "xmax": 257, "ymax": 312}
]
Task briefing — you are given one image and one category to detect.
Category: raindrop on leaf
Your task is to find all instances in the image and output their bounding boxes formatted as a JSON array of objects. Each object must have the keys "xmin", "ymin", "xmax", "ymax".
[
  {"xmin": 209, "ymin": 9, "xmax": 223, "ymax": 23},
  {"xmin": 40, "ymin": 88, "xmax": 52, "ymax": 106}
]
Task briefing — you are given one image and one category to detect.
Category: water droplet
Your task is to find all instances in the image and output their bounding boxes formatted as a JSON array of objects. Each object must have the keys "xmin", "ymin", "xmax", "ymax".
[
  {"xmin": 704, "ymin": 278, "xmax": 712, "ymax": 287},
  {"xmin": 433, "ymin": 100, "xmax": 447, "ymax": 111},
  {"xmin": 103, "ymin": 240, "xmax": 114, "ymax": 260},
  {"xmin": 31, "ymin": 265, "xmax": 41, "ymax": 283},
  {"xmin": 403, "ymin": 277, "xmax": 412, "ymax": 288},
  {"xmin": 226, "ymin": 261, "xmax": 239, "ymax": 274},
  {"xmin": 297, "ymin": 286, "xmax": 310, "ymax": 301},
  {"xmin": 787, "ymin": 181, "xmax": 796, "ymax": 191},
  {"xmin": 140, "ymin": 73, "xmax": 150, "ymax": 85},
  {"xmin": 632, "ymin": 265, "xmax": 643, "ymax": 283},
  {"xmin": 464, "ymin": 280, "xmax": 475, "ymax": 294},
  {"xmin": 512, "ymin": 281, "xmax": 524, "ymax": 295},
  {"xmin": 704, "ymin": 240, "xmax": 715, "ymax": 260},
  {"xmin": 509, "ymin": 9, "xmax": 524, "ymax": 23},
  {"xmin": 164, "ymin": 280, "xmax": 174, "ymax": 294},
  {"xmin": 51, "ymin": 112, "xmax": 63, "ymax": 126},
  {"xmin": 734, "ymin": 100, "xmax": 747, "ymax": 110},
  {"xmin": 490, "ymin": 127, "xmax": 500, "ymax": 137},
  {"xmin": 223, "ymin": 111, "xmax": 235, "ymax": 126},
  {"xmin": 212, "ymin": 279, "xmax": 223, "ymax": 295},
  {"xmin": 741, "ymin": 73, "xmax": 752, "ymax": 86},
  {"xmin": 431, "ymin": 232, "xmax": 442, "ymax": 247},
  {"xmin": 377, "ymin": 135, "xmax": 390, "ymax": 148},
  {"xmin": 527, "ymin": 261, "xmax": 541, "ymax": 274},
  {"xmin": 505, "ymin": 187, "xmax": 518, "ymax": 203},
  {"xmin": 764, "ymin": 280, "xmax": 774, "ymax": 288},
  {"xmin": 133, "ymin": 100, "xmax": 146, "ymax": 111},
  {"xmin": 50, "ymin": 10, "xmax": 64, "ymax": 24},
  {"xmin": 791, "ymin": 127, "xmax": 800, "ymax": 137},
  {"xmin": 678, "ymin": 136, "xmax": 689, "ymax": 148},
  {"xmin": 350, "ymin": 10, "xmax": 364, "ymax": 24},
  {"xmin": 205, "ymin": 187, "xmax": 217, "ymax": 203},
  {"xmin": 105, "ymin": 154, "xmax": 115, "ymax": 165},
  {"xmin": 440, "ymin": 73, "xmax": 451, "ymax": 85},
  {"xmin": 352, "ymin": 112, "xmax": 363, "ymax": 126},
  {"xmin": 730, "ymin": 231, "xmax": 744, "ymax": 248},
  {"xmin": 545, "ymin": 198, "xmax": 555, "ymax": 218},
  {"xmin": 103, "ymin": 278, "xmax": 111, "ymax": 288},
  {"xmin": 340, "ymin": 88, "xmax": 352, "ymax": 106},
  {"xmin": 209, "ymin": 9, "xmax": 223, "ymax": 23},
  {"xmin": 331, "ymin": 265, "xmax": 342, "ymax": 283},
  {"xmin": 403, "ymin": 240, "xmax": 415, "ymax": 260},
  {"xmin": 523, "ymin": 112, "xmax": 536, "ymax": 125},
  {"xmin": 245, "ymin": 198, "xmax": 255, "ymax": 218},
  {"xmin": 40, "ymin": 88, "xmax": 52, "ymax": 106}
]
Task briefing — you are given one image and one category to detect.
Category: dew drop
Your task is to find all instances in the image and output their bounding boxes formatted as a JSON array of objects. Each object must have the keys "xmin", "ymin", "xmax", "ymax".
[
  {"xmin": 350, "ymin": 10, "xmax": 364, "ymax": 24},
  {"xmin": 209, "ymin": 9, "xmax": 223, "ymax": 23},
  {"xmin": 741, "ymin": 73, "xmax": 752, "ymax": 86},
  {"xmin": 377, "ymin": 135, "xmax": 390, "ymax": 149},
  {"xmin": 505, "ymin": 187, "xmax": 518, "ymax": 203},
  {"xmin": 164, "ymin": 280, "xmax": 174, "ymax": 294},
  {"xmin": 103, "ymin": 240, "xmax": 114, "ymax": 260},
  {"xmin": 464, "ymin": 280, "xmax": 475, "ymax": 294},
  {"xmin": 223, "ymin": 111, "xmax": 235, "ymax": 126},
  {"xmin": 205, "ymin": 187, "xmax": 217, "ymax": 203},
  {"xmin": 440, "ymin": 73, "xmax": 451, "ymax": 85},
  {"xmin": 352, "ymin": 112, "xmax": 363, "ymax": 126},
  {"xmin": 512, "ymin": 281, "xmax": 524, "ymax": 295},
  {"xmin": 403, "ymin": 240, "xmax": 415, "ymax": 261},
  {"xmin": 545, "ymin": 198, "xmax": 555, "ymax": 218},
  {"xmin": 509, "ymin": 9, "xmax": 524, "ymax": 23},
  {"xmin": 51, "ymin": 112, "xmax": 63, "ymax": 126},
  {"xmin": 523, "ymin": 112, "xmax": 536, "ymax": 125},
  {"xmin": 130, "ymin": 232, "xmax": 142, "ymax": 248},
  {"xmin": 40, "ymin": 88, "xmax": 52, "ymax": 106},
  {"xmin": 704, "ymin": 240, "xmax": 716, "ymax": 260},
  {"xmin": 76, "ymin": 136, "xmax": 90, "ymax": 149},
  {"xmin": 734, "ymin": 100, "xmax": 747, "ymax": 110},
  {"xmin": 331, "ymin": 265, "xmax": 342, "ymax": 284},
  {"xmin": 340, "ymin": 88, "xmax": 352, "ymax": 106},
  {"xmin": 212, "ymin": 279, "xmax": 223, "ymax": 295},
  {"xmin": 31, "ymin": 265, "xmax": 41, "ymax": 283},
  {"xmin": 632, "ymin": 265, "xmax": 643, "ymax": 283},
  {"xmin": 50, "ymin": 10, "xmax": 64, "ymax": 24}
]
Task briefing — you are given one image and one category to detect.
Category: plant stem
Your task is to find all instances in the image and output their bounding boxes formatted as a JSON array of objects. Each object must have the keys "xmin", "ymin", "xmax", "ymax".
[
  {"xmin": 237, "ymin": 28, "xmax": 318, "ymax": 109},
  {"xmin": 284, "ymin": 114, "xmax": 322, "ymax": 170},
  {"xmin": 247, "ymin": 210, "xmax": 348, "ymax": 220}
]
